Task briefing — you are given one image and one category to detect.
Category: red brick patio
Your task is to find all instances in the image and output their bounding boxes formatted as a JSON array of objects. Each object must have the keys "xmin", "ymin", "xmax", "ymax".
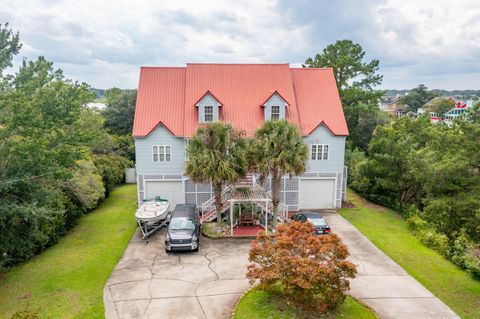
[{"xmin": 232, "ymin": 225, "xmax": 265, "ymax": 236}]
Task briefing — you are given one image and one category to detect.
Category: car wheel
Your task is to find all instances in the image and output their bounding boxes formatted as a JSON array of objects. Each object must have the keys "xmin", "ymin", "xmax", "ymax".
[
  {"xmin": 193, "ymin": 247, "xmax": 199, "ymax": 252},
  {"xmin": 165, "ymin": 249, "xmax": 171, "ymax": 253}
]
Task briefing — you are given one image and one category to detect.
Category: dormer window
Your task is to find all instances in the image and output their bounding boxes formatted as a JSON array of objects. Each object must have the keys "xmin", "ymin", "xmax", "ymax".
[
  {"xmin": 271, "ymin": 105, "xmax": 280, "ymax": 120},
  {"xmin": 204, "ymin": 105, "xmax": 213, "ymax": 122},
  {"xmin": 195, "ymin": 91, "xmax": 221, "ymax": 123},
  {"xmin": 262, "ymin": 92, "xmax": 288, "ymax": 122}
]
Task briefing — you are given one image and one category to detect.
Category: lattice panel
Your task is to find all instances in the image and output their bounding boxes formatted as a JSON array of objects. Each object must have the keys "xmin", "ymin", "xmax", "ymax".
[
  {"xmin": 197, "ymin": 183, "xmax": 212, "ymax": 193},
  {"xmin": 285, "ymin": 192, "xmax": 298, "ymax": 205},
  {"xmin": 164, "ymin": 174, "xmax": 183, "ymax": 179},
  {"xmin": 143, "ymin": 175, "xmax": 163, "ymax": 180},
  {"xmin": 143, "ymin": 174, "xmax": 182, "ymax": 180},
  {"xmin": 197, "ymin": 193, "xmax": 213, "ymax": 205},
  {"xmin": 185, "ymin": 179, "xmax": 196, "ymax": 192},
  {"xmin": 285, "ymin": 178, "xmax": 299, "ymax": 191},
  {"xmin": 185, "ymin": 193, "xmax": 196, "ymax": 204}
]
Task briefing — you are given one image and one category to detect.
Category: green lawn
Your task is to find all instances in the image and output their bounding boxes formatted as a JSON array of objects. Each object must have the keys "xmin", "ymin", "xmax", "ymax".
[
  {"xmin": 232, "ymin": 288, "xmax": 377, "ymax": 319},
  {"xmin": 0, "ymin": 184, "xmax": 138, "ymax": 319},
  {"xmin": 340, "ymin": 190, "xmax": 480, "ymax": 319}
]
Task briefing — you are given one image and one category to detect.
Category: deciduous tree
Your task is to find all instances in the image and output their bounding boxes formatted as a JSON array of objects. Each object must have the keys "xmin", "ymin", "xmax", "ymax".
[
  {"xmin": 102, "ymin": 88, "xmax": 137, "ymax": 135},
  {"xmin": 247, "ymin": 221, "xmax": 357, "ymax": 311}
]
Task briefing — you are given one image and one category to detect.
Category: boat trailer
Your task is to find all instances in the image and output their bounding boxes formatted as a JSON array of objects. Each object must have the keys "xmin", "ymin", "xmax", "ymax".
[{"xmin": 137, "ymin": 213, "xmax": 170, "ymax": 243}]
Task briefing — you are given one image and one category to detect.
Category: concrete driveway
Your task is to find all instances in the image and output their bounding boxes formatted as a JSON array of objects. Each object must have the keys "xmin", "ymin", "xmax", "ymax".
[
  {"xmin": 104, "ymin": 228, "xmax": 251, "ymax": 319},
  {"xmin": 322, "ymin": 211, "xmax": 459, "ymax": 319},
  {"xmin": 105, "ymin": 213, "xmax": 460, "ymax": 319}
]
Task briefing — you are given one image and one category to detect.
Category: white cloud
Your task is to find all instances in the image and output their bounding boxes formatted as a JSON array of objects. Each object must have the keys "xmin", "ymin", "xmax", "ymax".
[{"xmin": 0, "ymin": 0, "xmax": 478, "ymax": 89}]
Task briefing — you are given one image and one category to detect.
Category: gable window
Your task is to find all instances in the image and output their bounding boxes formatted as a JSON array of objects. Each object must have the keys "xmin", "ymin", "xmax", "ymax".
[
  {"xmin": 204, "ymin": 105, "xmax": 213, "ymax": 122},
  {"xmin": 271, "ymin": 105, "xmax": 280, "ymax": 120},
  {"xmin": 311, "ymin": 144, "xmax": 329, "ymax": 160},
  {"xmin": 153, "ymin": 145, "xmax": 171, "ymax": 162}
]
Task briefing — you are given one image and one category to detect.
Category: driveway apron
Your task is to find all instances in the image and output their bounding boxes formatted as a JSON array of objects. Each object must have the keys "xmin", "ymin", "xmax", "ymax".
[{"xmin": 322, "ymin": 211, "xmax": 459, "ymax": 319}]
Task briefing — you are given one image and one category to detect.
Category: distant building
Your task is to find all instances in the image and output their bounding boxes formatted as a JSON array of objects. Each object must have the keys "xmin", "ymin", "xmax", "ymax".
[
  {"xmin": 378, "ymin": 95, "xmax": 406, "ymax": 116},
  {"xmin": 444, "ymin": 99, "xmax": 474, "ymax": 124},
  {"xmin": 87, "ymin": 102, "xmax": 106, "ymax": 110},
  {"xmin": 417, "ymin": 98, "xmax": 475, "ymax": 124}
]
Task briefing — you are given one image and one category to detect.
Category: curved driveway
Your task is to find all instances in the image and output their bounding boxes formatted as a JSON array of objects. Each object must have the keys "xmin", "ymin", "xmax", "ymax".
[{"xmin": 105, "ymin": 213, "xmax": 459, "ymax": 319}]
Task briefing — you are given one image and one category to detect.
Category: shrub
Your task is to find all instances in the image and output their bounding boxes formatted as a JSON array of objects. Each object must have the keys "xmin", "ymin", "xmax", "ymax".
[
  {"xmin": 446, "ymin": 230, "xmax": 471, "ymax": 267},
  {"xmin": 246, "ymin": 221, "xmax": 357, "ymax": 312},
  {"xmin": 66, "ymin": 160, "xmax": 105, "ymax": 210},
  {"xmin": 464, "ymin": 246, "xmax": 480, "ymax": 279},
  {"xmin": 446, "ymin": 231, "xmax": 480, "ymax": 279},
  {"xmin": 93, "ymin": 154, "xmax": 132, "ymax": 196},
  {"xmin": 0, "ymin": 203, "xmax": 64, "ymax": 269},
  {"xmin": 407, "ymin": 215, "xmax": 448, "ymax": 255}
]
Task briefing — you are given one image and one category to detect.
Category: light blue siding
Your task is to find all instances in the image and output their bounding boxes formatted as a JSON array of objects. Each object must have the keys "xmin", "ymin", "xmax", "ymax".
[
  {"xmin": 135, "ymin": 125, "xmax": 185, "ymax": 174},
  {"xmin": 263, "ymin": 93, "xmax": 286, "ymax": 120},
  {"xmin": 303, "ymin": 125, "xmax": 345, "ymax": 173},
  {"xmin": 197, "ymin": 93, "xmax": 220, "ymax": 122}
]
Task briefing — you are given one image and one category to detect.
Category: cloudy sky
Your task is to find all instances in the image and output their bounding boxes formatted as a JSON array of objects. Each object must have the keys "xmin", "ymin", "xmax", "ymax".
[{"xmin": 1, "ymin": 0, "xmax": 479, "ymax": 89}]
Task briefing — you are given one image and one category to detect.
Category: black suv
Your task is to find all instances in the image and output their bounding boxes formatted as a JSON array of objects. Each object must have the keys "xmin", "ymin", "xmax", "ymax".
[{"xmin": 165, "ymin": 204, "xmax": 200, "ymax": 253}]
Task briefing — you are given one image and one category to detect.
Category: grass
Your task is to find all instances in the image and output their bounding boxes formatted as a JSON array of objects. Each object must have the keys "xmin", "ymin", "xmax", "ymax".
[
  {"xmin": 202, "ymin": 222, "xmax": 227, "ymax": 237},
  {"xmin": 232, "ymin": 288, "xmax": 377, "ymax": 319},
  {"xmin": 340, "ymin": 190, "xmax": 480, "ymax": 319},
  {"xmin": 0, "ymin": 184, "xmax": 138, "ymax": 319}
]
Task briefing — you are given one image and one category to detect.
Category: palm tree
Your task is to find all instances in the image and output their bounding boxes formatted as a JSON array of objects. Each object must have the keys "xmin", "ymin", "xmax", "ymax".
[
  {"xmin": 248, "ymin": 120, "xmax": 308, "ymax": 227},
  {"xmin": 186, "ymin": 122, "xmax": 247, "ymax": 225}
]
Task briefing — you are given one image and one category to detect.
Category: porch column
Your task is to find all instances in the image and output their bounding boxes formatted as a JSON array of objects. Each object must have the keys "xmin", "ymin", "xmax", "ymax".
[
  {"xmin": 264, "ymin": 200, "xmax": 268, "ymax": 232},
  {"xmin": 239, "ymin": 203, "xmax": 241, "ymax": 227},
  {"xmin": 230, "ymin": 201, "xmax": 234, "ymax": 236}
]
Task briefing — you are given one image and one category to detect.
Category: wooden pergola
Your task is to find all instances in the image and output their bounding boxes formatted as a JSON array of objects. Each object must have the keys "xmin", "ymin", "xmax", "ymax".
[{"xmin": 227, "ymin": 186, "xmax": 272, "ymax": 235}]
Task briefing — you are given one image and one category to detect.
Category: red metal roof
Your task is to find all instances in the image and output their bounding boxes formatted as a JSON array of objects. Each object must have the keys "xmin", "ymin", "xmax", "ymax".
[
  {"xmin": 132, "ymin": 64, "xmax": 348, "ymax": 138},
  {"xmin": 291, "ymin": 68, "xmax": 349, "ymax": 136}
]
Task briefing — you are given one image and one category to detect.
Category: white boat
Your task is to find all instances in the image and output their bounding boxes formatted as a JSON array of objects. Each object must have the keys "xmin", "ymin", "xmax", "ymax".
[{"xmin": 135, "ymin": 197, "xmax": 170, "ymax": 226}]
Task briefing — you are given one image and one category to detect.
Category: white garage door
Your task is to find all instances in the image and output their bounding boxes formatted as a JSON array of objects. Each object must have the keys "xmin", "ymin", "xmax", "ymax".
[
  {"xmin": 299, "ymin": 179, "xmax": 335, "ymax": 209},
  {"xmin": 145, "ymin": 181, "xmax": 183, "ymax": 211}
]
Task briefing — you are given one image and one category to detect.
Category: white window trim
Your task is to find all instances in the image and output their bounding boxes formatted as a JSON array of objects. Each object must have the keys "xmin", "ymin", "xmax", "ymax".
[
  {"xmin": 152, "ymin": 145, "xmax": 171, "ymax": 163},
  {"xmin": 204, "ymin": 105, "xmax": 214, "ymax": 122},
  {"xmin": 310, "ymin": 144, "xmax": 329, "ymax": 161},
  {"xmin": 270, "ymin": 105, "xmax": 280, "ymax": 120}
]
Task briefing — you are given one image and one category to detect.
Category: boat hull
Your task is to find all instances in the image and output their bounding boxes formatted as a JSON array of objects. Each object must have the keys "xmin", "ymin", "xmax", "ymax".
[{"xmin": 136, "ymin": 201, "xmax": 170, "ymax": 226}]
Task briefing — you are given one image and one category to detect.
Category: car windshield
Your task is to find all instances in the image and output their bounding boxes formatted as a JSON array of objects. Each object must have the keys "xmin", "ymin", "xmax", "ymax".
[
  {"xmin": 308, "ymin": 217, "xmax": 327, "ymax": 226},
  {"xmin": 170, "ymin": 218, "xmax": 196, "ymax": 230}
]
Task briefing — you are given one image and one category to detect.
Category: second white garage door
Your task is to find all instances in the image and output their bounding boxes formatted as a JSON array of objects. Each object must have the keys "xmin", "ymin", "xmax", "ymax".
[
  {"xmin": 145, "ymin": 180, "xmax": 184, "ymax": 211},
  {"xmin": 299, "ymin": 179, "xmax": 336, "ymax": 209}
]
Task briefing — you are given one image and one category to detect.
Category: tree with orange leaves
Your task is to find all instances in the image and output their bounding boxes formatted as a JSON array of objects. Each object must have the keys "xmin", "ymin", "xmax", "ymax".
[{"xmin": 246, "ymin": 221, "xmax": 357, "ymax": 312}]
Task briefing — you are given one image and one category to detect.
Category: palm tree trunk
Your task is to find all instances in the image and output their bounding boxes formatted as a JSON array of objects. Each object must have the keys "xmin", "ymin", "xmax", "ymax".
[
  {"xmin": 213, "ymin": 182, "xmax": 223, "ymax": 226},
  {"xmin": 271, "ymin": 172, "xmax": 281, "ymax": 228}
]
